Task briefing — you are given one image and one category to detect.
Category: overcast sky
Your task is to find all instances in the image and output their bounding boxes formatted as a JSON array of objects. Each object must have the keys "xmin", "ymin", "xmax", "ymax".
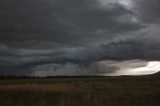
[{"xmin": 0, "ymin": 0, "xmax": 160, "ymax": 76}]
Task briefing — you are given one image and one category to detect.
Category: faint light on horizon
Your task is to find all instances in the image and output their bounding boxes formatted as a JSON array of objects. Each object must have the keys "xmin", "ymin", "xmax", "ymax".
[{"xmin": 116, "ymin": 61, "xmax": 160, "ymax": 76}]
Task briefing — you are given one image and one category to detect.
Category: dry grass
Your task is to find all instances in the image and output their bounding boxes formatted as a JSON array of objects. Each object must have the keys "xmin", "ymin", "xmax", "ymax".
[
  {"xmin": 0, "ymin": 77, "xmax": 160, "ymax": 106},
  {"xmin": 0, "ymin": 83, "xmax": 88, "ymax": 93}
]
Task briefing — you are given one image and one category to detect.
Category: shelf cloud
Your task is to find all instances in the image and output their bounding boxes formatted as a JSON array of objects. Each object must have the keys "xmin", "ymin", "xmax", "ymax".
[{"xmin": 0, "ymin": 0, "xmax": 160, "ymax": 76}]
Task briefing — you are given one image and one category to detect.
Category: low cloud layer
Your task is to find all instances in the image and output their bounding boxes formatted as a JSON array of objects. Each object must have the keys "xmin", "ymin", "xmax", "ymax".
[{"xmin": 0, "ymin": 0, "xmax": 160, "ymax": 76}]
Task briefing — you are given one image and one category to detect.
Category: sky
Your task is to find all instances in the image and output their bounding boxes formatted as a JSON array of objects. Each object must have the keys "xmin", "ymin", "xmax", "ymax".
[{"xmin": 0, "ymin": 0, "xmax": 160, "ymax": 76}]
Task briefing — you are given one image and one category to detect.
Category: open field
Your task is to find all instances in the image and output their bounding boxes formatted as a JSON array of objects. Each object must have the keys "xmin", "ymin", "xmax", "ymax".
[{"xmin": 0, "ymin": 76, "xmax": 160, "ymax": 106}]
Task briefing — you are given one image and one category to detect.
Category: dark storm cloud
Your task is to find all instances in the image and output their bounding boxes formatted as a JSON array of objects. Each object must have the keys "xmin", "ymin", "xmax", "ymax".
[
  {"xmin": 13, "ymin": 36, "xmax": 160, "ymax": 67},
  {"xmin": 0, "ymin": 0, "xmax": 70, "ymax": 44},
  {"xmin": 0, "ymin": 0, "xmax": 160, "ymax": 75},
  {"xmin": 0, "ymin": 0, "xmax": 143, "ymax": 46},
  {"xmin": 2, "ymin": 35, "xmax": 158, "ymax": 75},
  {"xmin": 0, "ymin": 37, "xmax": 157, "ymax": 65},
  {"xmin": 133, "ymin": 0, "xmax": 160, "ymax": 23},
  {"xmin": 0, "ymin": 35, "xmax": 160, "ymax": 75}
]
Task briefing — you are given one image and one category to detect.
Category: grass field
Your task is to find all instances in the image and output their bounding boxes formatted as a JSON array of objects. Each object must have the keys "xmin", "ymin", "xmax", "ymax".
[{"xmin": 0, "ymin": 76, "xmax": 160, "ymax": 106}]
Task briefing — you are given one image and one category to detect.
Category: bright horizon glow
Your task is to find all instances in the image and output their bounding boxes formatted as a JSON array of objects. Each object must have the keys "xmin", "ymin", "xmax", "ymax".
[{"xmin": 115, "ymin": 61, "xmax": 160, "ymax": 76}]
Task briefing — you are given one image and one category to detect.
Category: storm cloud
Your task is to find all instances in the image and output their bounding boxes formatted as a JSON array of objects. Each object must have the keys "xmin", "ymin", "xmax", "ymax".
[
  {"xmin": 133, "ymin": 0, "xmax": 160, "ymax": 23},
  {"xmin": 0, "ymin": 0, "xmax": 160, "ymax": 76}
]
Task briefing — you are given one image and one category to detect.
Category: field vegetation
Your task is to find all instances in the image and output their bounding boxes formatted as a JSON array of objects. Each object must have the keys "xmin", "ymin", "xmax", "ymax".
[{"xmin": 0, "ymin": 76, "xmax": 160, "ymax": 106}]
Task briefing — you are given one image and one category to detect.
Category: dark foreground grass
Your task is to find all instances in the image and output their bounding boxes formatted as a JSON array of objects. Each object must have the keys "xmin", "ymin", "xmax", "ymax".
[{"xmin": 0, "ymin": 76, "xmax": 160, "ymax": 106}]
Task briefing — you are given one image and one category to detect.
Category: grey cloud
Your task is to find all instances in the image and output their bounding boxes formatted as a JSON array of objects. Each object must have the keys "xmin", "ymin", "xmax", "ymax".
[
  {"xmin": 31, "ymin": 60, "xmax": 148, "ymax": 76},
  {"xmin": 133, "ymin": 0, "xmax": 160, "ymax": 23},
  {"xmin": 2, "ymin": 36, "xmax": 159, "ymax": 68},
  {"xmin": 0, "ymin": 0, "xmax": 144, "ymax": 46},
  {"xmin": 0, "ymin": 36, "xmax": 160, "ymax": 75},
  {"xmin": 32, "ymin": 62, "xmax": 119, "ymax": 76},
  {"xmin": 0, "ymin": 0, "xmax": 160, "ymax": 76}
]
